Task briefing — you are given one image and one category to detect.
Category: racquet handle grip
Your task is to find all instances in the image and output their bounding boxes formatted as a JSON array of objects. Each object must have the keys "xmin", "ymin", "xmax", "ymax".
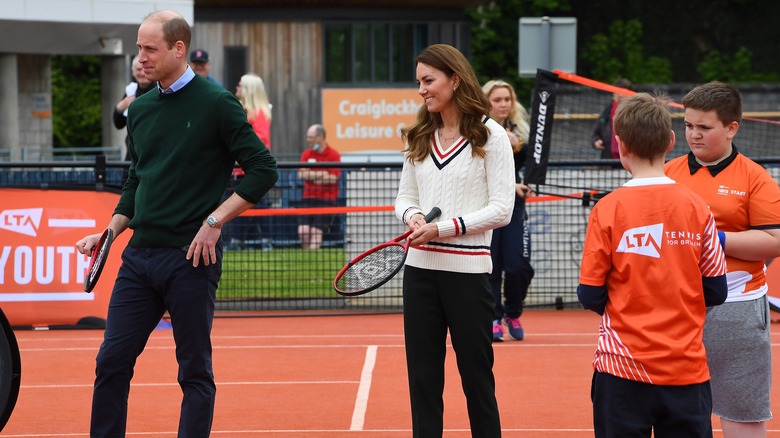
[{"xmin": 424, "ymin": 207, "xmax": 441, "ymax": 223}]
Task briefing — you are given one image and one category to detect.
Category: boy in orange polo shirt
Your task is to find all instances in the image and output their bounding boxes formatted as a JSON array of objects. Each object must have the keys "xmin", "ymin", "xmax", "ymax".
[
  {"xmin": 665, "ymin": 81, "xmax": 780, "ymax": 438},
  {"xmin": 578, "ymin": 92, "xmax": 728, "ymax": 437}
]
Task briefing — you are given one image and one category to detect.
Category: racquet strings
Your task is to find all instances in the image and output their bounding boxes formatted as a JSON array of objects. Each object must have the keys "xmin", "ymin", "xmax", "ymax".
[
  {"xmin": 85, "ymin": 229, "xmax": 113, "ymax": 292},
  {"xmin": 336, "ymin": 244, "xmax": 406, "ymax": 293},
  {"xmin": 89, "ymin": 235, "xmax": 110, "ymax": 280}
]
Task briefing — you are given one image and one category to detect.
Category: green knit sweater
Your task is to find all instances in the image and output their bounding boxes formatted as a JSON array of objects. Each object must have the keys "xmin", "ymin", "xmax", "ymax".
[{"xmin": 117, "ymin": 75, "xmax": 278, "ymax": 247}]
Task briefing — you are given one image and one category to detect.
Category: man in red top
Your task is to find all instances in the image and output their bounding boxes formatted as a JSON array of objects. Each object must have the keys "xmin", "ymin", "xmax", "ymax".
[
  {"xmin": 298, "ymin": 124, "xmax": 341, "ymax": 249},
  {"xmin": 579, "ymin": 92, "xmax": 728, "ymax": 437}
]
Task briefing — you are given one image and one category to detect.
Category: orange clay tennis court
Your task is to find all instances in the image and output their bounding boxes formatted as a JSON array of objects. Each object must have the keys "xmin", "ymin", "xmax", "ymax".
[{"xmin": 4, "ymin": 310, "xmax": 780, "ymax": 437}]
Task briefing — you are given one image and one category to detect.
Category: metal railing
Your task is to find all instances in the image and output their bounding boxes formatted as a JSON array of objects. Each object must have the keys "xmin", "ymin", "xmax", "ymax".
[{"xmin": 18, "ymin": 146, "xmax": 123, "ymax": 162}]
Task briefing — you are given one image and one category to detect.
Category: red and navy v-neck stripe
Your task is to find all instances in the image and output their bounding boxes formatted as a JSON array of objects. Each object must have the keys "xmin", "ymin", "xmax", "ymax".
[
  {"xmin": 431, "ymin": 134, "xmax": 469, "ymax": 170},
  {"xmin": 430, "ymin": 116, "xmax": 490, "ymax": 170}
]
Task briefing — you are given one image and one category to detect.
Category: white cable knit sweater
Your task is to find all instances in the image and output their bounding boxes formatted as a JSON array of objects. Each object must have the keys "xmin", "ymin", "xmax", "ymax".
[{"xmin": 395, "ymin": 117, "xmax": 515, "ymax": 274}]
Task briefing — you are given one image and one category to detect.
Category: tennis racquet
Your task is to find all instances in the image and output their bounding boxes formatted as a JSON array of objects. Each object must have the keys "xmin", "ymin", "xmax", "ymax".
[
  {"xmin": 333, "ymin": 207, "xmax": 441, "ymax": 296},
  {"xmin": 84, "ymin": 228, "xmax": 114, "ymax": 293}
]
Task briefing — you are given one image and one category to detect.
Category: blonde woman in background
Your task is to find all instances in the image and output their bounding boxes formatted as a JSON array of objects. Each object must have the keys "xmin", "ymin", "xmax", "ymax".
[
  {"xmin": 230, "ymin": 73, "xmax": 274, "ymax": 250},
  {"xmin": 482, "ymin": 79, "xmax": 535, "ymax": 342},
  {"xmin": 236, "ymin": 73, "xmax": 272, "ymax": 148}
]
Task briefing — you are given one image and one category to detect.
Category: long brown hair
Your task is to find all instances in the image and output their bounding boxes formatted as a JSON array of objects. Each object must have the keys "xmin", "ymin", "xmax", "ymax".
[{"xmin": 401, "ymin": 44, "xmax": 491, "ymax": 163}]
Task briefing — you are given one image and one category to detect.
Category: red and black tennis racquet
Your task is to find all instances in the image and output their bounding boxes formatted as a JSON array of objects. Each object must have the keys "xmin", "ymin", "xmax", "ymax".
[
  {"xmin": 334, "ymin": 207, "xmax": 441, "ymax": 296},
  {"xmin": 84, "ymin": 228, "xmax": 114, "ymax": 293}
]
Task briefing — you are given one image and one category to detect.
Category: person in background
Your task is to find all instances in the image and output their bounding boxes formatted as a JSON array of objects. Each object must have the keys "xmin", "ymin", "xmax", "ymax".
[
  {"xmin": 236, "ymin": 73, "xmax": 272, "ymax": 149},
  {"xmin": 482, "ymin": 79, "xmax": 535, "ymax": 342},
  {"xmin": 190, "ymin": 48, "xmax": 223, "ymax": 87},
  {"xmin": 591, "ymin": 78, "xmax": 632, "ymax": 159},
  {"xmin": 113, "ymin": 55, "xmax": 155, "ymax": 161},
  {"xmin": 76, "ymin": 10, "xmax": 277, "ymax": 437},
  {"xmin": 579, "ymin": 92, "xmax": 728, "ymax": 437},
  {"xmin": 665, "ymin": 81, "xmax": 780, "ymax": 438},
  {"xmin": 395, "ymin": 44, "xmax": 514, "ymax": 438},
  {"xmin": 226, "ymin": 72, "xmax": 274, "ymax": 250},
  {"xmin": 298, "ymin": 124, "xmax": 341, "ymax": 249}
]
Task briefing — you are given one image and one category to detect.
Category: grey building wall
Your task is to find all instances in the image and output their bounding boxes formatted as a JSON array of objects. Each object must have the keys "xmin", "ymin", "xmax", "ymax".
[
  {"xmin": 191, "ymin": 20, "xmax": 323, "ymax": 158},
  {"xmin": 0, "ymin": 55, "xmax": 20, "ymax": 161},
  {"xmin": 16, "ymin": 55, "xmax": 52, "ymax": 161}
]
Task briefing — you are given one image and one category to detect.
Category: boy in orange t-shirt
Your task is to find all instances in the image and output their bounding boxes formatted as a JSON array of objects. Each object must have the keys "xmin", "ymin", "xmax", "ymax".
[{"xmin": 578, "ymin": 92, "xmax": 728, "ymax": 437}]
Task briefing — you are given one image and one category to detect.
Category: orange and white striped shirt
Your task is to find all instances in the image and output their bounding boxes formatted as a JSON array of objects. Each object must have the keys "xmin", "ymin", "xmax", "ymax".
[{"xmin": 580, "ymin": 177, "xmax": 727, "ymax": 385}]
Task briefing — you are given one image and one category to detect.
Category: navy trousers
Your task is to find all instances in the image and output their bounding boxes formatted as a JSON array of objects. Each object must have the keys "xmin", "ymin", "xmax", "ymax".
[
  {"xmin": 591, "ymin": 371, "xmax": 713, "ymax": 438},
  {"xmin": 90, "ymin": 245, "xmax": 221, "ymax": 438},
  {"xmin": 489, "ymin": 202, "xmax": 534, "ymax": 320}
]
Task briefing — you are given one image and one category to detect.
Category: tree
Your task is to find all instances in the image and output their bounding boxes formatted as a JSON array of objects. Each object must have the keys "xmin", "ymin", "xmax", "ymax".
[
  {"xmin": 580, "ymin": 19, "xmax": 672, "ymax": 84},
  {"xmin": 51, "ymin": 55, "xmax": 102, "ymax": 148},
  {"xmin": 470, "ymin": 0, "xmax": 780, "ymax": 86},
  {"xmin": 698, "ymin": 47, "xmax": 780, "ymax": 83},
  {"xmin": 467, "ymin": 0, "xmax": 573, "ymax": 106}
]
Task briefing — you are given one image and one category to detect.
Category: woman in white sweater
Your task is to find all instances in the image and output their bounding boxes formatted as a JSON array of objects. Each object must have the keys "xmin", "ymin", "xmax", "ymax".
[{"xmin": 395, "ymin": 44, "xmax": 515, "ymax": 438}]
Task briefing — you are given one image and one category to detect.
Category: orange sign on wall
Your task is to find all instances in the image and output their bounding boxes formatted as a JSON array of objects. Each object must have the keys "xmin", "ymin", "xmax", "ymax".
[
  {"xmin": 0, "ymin": 189, "xmax": 127, "ymax": 327},
  {"xmin": 322, "ymin": 88, "xmax": 422, "ymax": 153}
]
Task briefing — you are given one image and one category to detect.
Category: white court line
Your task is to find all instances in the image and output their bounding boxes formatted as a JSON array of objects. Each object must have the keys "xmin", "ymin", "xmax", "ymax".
[{"xmin": 350, "ymin": 345, "xmax": 377, "ymax": 431}]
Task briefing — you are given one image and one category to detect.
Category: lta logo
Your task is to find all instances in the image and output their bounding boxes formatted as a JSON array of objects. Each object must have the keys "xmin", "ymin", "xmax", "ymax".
[
  {"xmin": 0, "ymin": 208, "xmax": 43, "ymax": 237},
  {"xmin": 616, "ymin": 223, "xmax": 663, "ymax": 258}
]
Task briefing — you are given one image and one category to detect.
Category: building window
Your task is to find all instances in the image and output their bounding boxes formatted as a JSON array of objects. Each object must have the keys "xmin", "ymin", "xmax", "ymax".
[
  {"xmin": 325, "ymin": 24, "xmax": 352, "ymax": 83},
  {"xmin": 324, "ymin": 21, "xmax": 468, "ymax": 85},
  {"xmin": 224, "ymin": 46, "xmax": 247, "ymax": 91}
]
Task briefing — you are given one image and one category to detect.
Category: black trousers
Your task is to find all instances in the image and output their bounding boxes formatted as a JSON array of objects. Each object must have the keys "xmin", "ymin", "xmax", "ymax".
[
  {"xmin": 91, "ymin": 246, "xmax": 221, "ymax": 438},
  {"xmin": 591, "ymin": 371, "xmax": 713, "ymax": 438},
  {"xmin": 402, "ymin": 265, "xmax": 501, "ymax": 438}
]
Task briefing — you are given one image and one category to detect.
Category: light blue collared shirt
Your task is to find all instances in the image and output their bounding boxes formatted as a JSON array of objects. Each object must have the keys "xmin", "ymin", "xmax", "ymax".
[{"xmin": 158, "ymin": 65, "xmax": 196, "ymax": 94}]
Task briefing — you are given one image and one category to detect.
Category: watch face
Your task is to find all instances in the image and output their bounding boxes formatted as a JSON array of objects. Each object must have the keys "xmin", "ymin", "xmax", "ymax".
[{"xmin": 207, "ymin": 216, "xmax": 218, "ymax": 227}]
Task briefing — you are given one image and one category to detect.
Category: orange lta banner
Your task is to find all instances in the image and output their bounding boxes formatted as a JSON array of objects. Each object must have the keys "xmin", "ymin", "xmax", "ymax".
[{"xmin": 0, "ymin": 189, "xmax": 126, "ymax": 327}]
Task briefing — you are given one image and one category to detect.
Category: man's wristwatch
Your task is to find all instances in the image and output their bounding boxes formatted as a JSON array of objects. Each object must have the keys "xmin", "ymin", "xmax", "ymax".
[{"xmin": 206, "ymin": 215, "xmax": 222, "ymax": 229}]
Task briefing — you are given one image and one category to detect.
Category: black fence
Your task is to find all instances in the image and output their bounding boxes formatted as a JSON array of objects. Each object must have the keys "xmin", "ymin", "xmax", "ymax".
[{"xmin": 3, "ymin": 158, "xmax": 779, "ymax": 314}]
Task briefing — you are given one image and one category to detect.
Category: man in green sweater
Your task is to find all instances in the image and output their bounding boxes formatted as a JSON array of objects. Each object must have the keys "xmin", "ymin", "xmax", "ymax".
[{"xmin": 75, "ymin": 10, "xmax": 277, "ymax": 437}]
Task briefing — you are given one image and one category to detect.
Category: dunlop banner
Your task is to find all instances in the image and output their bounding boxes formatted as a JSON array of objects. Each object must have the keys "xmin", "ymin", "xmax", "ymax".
[
  {"xmin": 524, "ymin": 69, "xmax": 559, "ymax": 185},
  {"xmin": 0, "ymin": 189, "xmax": 127, "ymax": 327}
]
